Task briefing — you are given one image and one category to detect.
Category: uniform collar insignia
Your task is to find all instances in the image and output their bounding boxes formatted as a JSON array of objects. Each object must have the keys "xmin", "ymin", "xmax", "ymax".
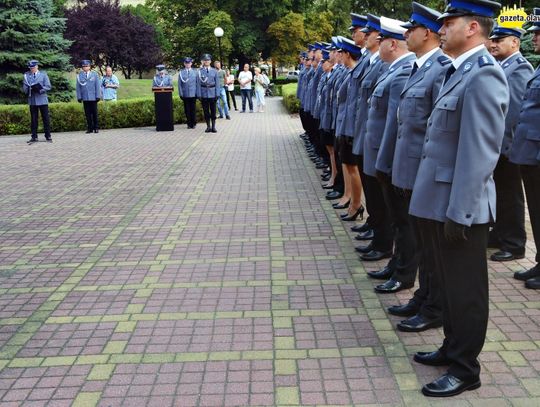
[
  {"xmin": 463, "ymin": 62, "xmax": 473, "ymax": 72},
  {"xmin": 425, "ymin": 60, "xmax": 432, "ymax": 68}
]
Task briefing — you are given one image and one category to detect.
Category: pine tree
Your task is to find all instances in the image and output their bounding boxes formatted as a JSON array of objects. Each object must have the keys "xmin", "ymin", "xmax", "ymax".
[{"xmin": 0, "ymin": 0, "xmax": 72, "ymax": 104}]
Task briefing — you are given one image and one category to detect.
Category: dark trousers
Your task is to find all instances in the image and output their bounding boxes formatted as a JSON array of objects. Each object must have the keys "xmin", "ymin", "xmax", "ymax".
[
  {"xmin": 521, "ymin": 165, "xmax": 540, "ymax": 263},
  {"xmin": 380, "ymin": 181, "xmax": 418, "ymax": 285},
  {"xmin": 241, "ymin": 89, "xmax": 253, "ymax": 112},
  {"xmin": 182, "ymin": 97, "xmax": 197, "ymax": 128},
  {"xmin": 491, "ymin": 156, "xmax": 526, "ymax": 255},
  {"xmin": 418, "ymin": 218, "xmax": 489, "ymax": 381},
  {"xmin": 83, "ymin": 101, "xmax": 98, "ymax": 131},
  {"xmin": 200, "ymin": 97, "xmax": 216, "ymax": 125},
  {"xmin": 332, "ymin": 135, "xmax": 344, "ymax": 194},
  {"xmin": 409, "ymin": 213, "xmax": 441, "ymax": 320},
  {"xmin": 226, "ymin": 90, "xmax": 237, "ymax": 110},
  {"xmin": 362, "ymin": 174, "xmax": 393, "ymax": 252},
  {"xmin": 299, "ymin": 109, "xmax": 309, "ymax": 133},
  {"xmin": 29, "ymin": 104, "xmax": 51, "ymax": 138}
]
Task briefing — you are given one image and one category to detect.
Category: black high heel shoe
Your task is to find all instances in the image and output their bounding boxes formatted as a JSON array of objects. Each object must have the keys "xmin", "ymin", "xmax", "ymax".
[
  {"xmin": 341, "ymin": 205, "xmax": 365, "ymax": 222},
  {"xmin": 333, "ymin": 200, "xmax": 350, "ymax": 209}
]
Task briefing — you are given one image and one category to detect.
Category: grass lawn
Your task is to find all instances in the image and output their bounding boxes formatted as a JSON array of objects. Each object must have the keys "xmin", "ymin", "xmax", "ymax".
[{"xmin": 69, "ymin": 78, "xmax": 157, "ymax": 100}]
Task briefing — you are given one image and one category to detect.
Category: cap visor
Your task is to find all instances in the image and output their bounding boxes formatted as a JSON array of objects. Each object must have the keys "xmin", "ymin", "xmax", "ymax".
[
  {"xmin": 527, "ymin": 25, "xmax": 540, "ymax": 32},
  {"xmin": 438, "ymin": 10, "xmax": 467, "ymax": 20}
]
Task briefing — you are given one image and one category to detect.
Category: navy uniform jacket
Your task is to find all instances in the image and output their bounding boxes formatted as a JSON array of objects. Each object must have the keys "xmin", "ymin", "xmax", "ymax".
[
  {"xmin": 152, "ymin": 74, "xmax": 173, "ymax": 88},
  {"xmin": 343, "ymin": 52, "xmax": 371, "ymax": 138},
  {"xmin": 178, "ymin": 69, "xmax": 198, "ymax": 98},
  {"xmin": 510, "ymin": 66, "xmax": 540, "ymax": 166},
  {"xmin": 363, "ymin": 53, "xmax": 415, "ymax": 177},
  {"xmin": 352, "ymin": 56, "xmax": 388, "ymax": 156},
  {"xmin": 409, "ymin": 48, "xmax": 509, "ymax": 226},
  {"xmin": 308, "ymin": 65, "xmax": 324, "ymax": 113},
  {"xmin": 392, "ymin": 49, "xmax": 450, "ymax": 190},
  {"xmin": 76, "ymin": 71, "xmax": 101, "ymax": 101},
  {"xmin": 22, "ymin": 70, "xmax": 51, "ymax": 106},
  {"xmin": 301, "ymin": 68, "xmax": 314, "ymax": 111},
  {"xmin": 196, "ymin": 67, "xmax": 218, "ymax": 99},
  {"xmin": 334, "ymin": 71, "xmax": 352, "ymax": 137},
  {"xmin": 498, "ymin": 53, "xmax": 534, "ymax": 158}
]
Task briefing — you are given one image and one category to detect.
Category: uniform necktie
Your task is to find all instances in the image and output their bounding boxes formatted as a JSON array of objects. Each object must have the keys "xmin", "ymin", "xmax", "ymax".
[
  {"xmin": 206, "ymin": 68, "xmax": 209, "ymax": 73},
  {"xmin": 411, "ymin": 62, "xmax": 418, "ymax": 76},
  {"xmin": 443, "ymin": 65, "xmax": 456, "ymax": 85}
]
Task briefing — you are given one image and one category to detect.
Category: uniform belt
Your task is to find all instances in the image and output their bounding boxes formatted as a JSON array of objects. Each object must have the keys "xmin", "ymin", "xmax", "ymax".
[{"xmin": 201, "ymin": 84, "xmax": 215, "ymax": 88}]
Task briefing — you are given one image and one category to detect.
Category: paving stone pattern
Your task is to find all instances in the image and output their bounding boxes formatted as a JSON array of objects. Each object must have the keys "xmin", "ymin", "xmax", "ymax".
[{"xmin": 0, "ymin": 98, "xmax": 539, "ymax": 406}]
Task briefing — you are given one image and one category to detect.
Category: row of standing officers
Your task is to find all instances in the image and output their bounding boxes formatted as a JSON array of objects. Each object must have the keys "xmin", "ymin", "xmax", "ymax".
[{"xmin": 297, "ymin": 0, "xmax": 540, "ymax": 398}]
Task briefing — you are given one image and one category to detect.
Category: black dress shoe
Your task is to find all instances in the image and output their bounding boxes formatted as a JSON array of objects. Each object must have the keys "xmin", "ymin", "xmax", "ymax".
[
  {"xmin": 205, "ymin": 127, "xmax": 211, "ymax": 133},
  {"xmin": 422, "ymin": 374, "xmax": 481, "ymax": 397},
  {"xmin": 413, "ymin": 350, "xmax": 450, "ymax": 366},
  {"xmin": 85, "ymin": 130, "xmax": 92, "ymax": 134},
  {"xmin": 490, "ymin": 250, "xmax": 525, "ymax": 262},
  {"xmin": 315, "ymin": 163, "xmax": 327, "ymax": 169},
  {"xmin": 514, "ymin": 265, "xmax": 540, "ymax": 281},
  {"xmin": 333, "ymin": 200, "xmax": 350, "ymax": 209},
  {"xmin": 326, "ymin": 191, "xmax": 343, "ymax": 200},
  {"xmin": 211, "ymin": 127, "xmax": 217, "ymax": 133},
  {"xmin": 354, "ymin": 229, "xmax": 374, "ymax": 241},
  {"xmin": 397, "ymin": 314, "xmax": 442, "ymax": 332},
  {"xmin": 525, "ymin": 276, "xmax": 540, "ymax": 290},
  {"xmin": 361, "ymin": 250, "xmax": 392, "ymax": 261},
  {"xmin": 366, "ymin": 265, "xmax": 393, "ymax": 280},
  {"xmin": 351, "ymin": 223, "xmax": 370, "ymax": 233},
  {"xmin": 387, "ymin": 302, "xmax": 420, "ymax": 317},
  {"xmin": 27, "ymin": 138, "xmax": 38, "ymax": 144},
  {"xmin": 374, "ymin": 278, "xmax": 413, "ymax": 293},
  {"xmin": 341, "ymin": 206, "xmax": 364, "ymax": 222},
  {"xmin": 94, "ymin": 129, "xmax": 99, "ymax": 133},
  {"xmin": 45, "ymin": 138, "xmax": 53, "ymax": 143},
  {"xmin": 354, "ymin": 243, "xmax": 373, "ymax": 254}
]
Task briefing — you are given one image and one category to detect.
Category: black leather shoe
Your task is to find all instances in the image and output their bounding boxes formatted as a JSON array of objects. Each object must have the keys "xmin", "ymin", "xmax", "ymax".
[
  {"xmin": 525, "ymin": 276, "xmax": 540, "ymax": 290},
  {"xmin": 413, "ymin": 350, "xmax": 450, "ymax": 366},
  {"xmin": 27, "ymin": 138, "xmax": 38, "ymax": 144},
  {"xmin": 397, "ymin": 314, "xmax": 442, "ymax": 332},
  {"xmin": 490, "ymin": 250, "xmax": 525, "ymax": 262},
  {"xmin": 333, "ymin": 200, "xmax": 350, "ymax": 209},
  {"xmin": 94, "ymin": 129, "xmax": 99, "ymax": 133},
  {"xmin": 514, "ymin": 265, "xmax": 540, "ymax": 281},
  {"xmin": 211, "ymin": 127, "xmax": 217, "ymax": 133},
  {"xmin": 341, "ymin": 206, "xmax": 364, "ymax": 222},
  {"xmin": 351, "ymin": 223, "xmax": 370, "ymax": 233},
  {"xmin": 355, "ymin": 244, "xmax": 373, "ymax": 254},
  {"xmin": 422, "ymin": 374, "xmax": 481, "ymax": 397},
  {"xmin": 354, "ymin": 229, "xmax": 374, "ymax": 241},
  {"xmin": 361, "ymin": 250, "xmax": 392, "ymax": 261},
  {"xmin": 205, "ymin": 127, "xmax": 211, "ymax": 133},
  {"xmin": 367, "ymin": 265, "xmax": 393, "ymax": 280},
  {"xmin": 388, "ymin": 302, "xmax": 419, "ymax": 317},
  {"xmin": 45, "ymin": 138, "xmax": 53, "ymax": 143},
  {"xmin": 326, "ymin": 191, "xmax": 343, "ymax": 200},
  {"xmin": 85, "ymin": 130, "xmax": 92, "ymax": 134},
  {"xmin": 315, "ymin": 163, "xmax": 327, "ymax": 169},
  {"xmin": 374, "ymin": 278, "xmax": 413, "ymax": 293}
]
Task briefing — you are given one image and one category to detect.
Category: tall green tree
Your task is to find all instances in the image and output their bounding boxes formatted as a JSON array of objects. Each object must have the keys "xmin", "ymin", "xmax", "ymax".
[
  {"xmin": 0, "ymin": 0, "xmax": 72, "ymax": 104},
  {"xmin": 122, "ymin": 4, "xmax": 171, "ymax": 57},
  {"xmin": 267, "ymin": 12, "xmax": 305, "ymax": 67}
]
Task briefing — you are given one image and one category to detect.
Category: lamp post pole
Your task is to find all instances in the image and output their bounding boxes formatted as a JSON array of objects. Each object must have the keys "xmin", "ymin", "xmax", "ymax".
[{"xmin": 214, "ymin": 27, "xmax": 224, "ymax": 64}]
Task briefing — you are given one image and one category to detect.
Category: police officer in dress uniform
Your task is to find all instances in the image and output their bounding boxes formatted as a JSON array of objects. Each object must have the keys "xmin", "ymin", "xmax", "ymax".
[
  {"xmin": 152, "ymin": 64, "xmax": 173, "ymax": 88},
  {"xmin": 487, "ymin": 26, "xmax": 534, "ymax": 261},
  {"xmin": 196, "ymin": 54, "xmax": 219, "ymax": 133},
  {"xmin": 364, "ymin": 17, "xmax": 416, "ymax": 290},
  {"xmin": 509, "ymin": 8, "xmax": 540, "ymax": 290},
  {"xmin": 351, "ymin": 15, "xmax": 389, "ymax": 243},
  {"xmin": 178, "ymin": 57, "xmax": 198, "ymax": 129},
  {"xmin": 299, "ymin": 47, "xmax": 314, "ymax": 141},
  {"xmin": 76, "ymin": 60, "xmax": 102, "ymax": 134},
  {"xmin": 22, "ymin": 60, "xmax": 52, "ymax": 143},
  {"xmin": 408, "ymin": 0, "xmax": 508, "ymax": 397},
  {"xmin": 387, "ymin": 2, "xmax": 450, "ymax": 332}
]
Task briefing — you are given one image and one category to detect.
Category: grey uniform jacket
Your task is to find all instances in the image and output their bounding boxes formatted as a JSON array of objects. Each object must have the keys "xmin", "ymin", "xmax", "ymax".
[
  {"xmin": 312, "ymin": 71, "xmax": 328, "ymax": 120},
  {"xmin": 352, "ymin": 57, "xmax": 388, "ymax": 156},
  {"xmin": 197, "ymin": 68, "xmax": 218, "ymax": 99},
  {"xmin": 297, "ymin": 66, "xmax": 306, "ymax": 100},
  {"xmin": 301, "ymin": 68, "xmax": 314, "ymax": 111},
  {"xmin": 334, "ymin": 72, "xmax": 352, "ymax": 137},
  {"xmin": 392, "ymin": 50, "xmax": 450, "ymax": 190},
  {"xmin": 76, "ymin": 71, "xmax": 101, "ymax": 101},
  {"xmin": 342, "ymin": 55, "xmax": 371, "ymax": 138},
  {"xmin": 306, "ymin": 65, "xmax": 323, "ymax": 113},
  {"xmin": 152, "ymin": 74, "xmax": 173, "ymax": 88},
  {"xmin": 498, "ymin": 53, "xmax": 534, "ymax": 158},
  {"xmin": 363, "ymin": 54, "xmax": 415, "ymax": 177},
  {"xmin": 330, "ymin": 66, "xmax": 348, "ymax": 131},
  {"xmin": 409, "ymin": 49, "xmax": 509, "ymax": 226},
  {"xmin": 510, "ymin": 66, "xmax": 540, "ymax": 166},
  {"xmin": 320, "ymin": 65, "xmax": 341, "ymax": 131},
  {"xmin": 178, "ymin": 69, "xmax": 198, "ymax": 98},
  {"xmin": 22, "ymin": 71, "xmax": 51, "ymax": 106}
]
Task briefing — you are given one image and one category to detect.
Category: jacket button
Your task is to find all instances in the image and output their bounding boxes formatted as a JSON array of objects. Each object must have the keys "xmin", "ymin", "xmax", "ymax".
[
  {"xmin": 425, "ymin": 138, "xmax": 429, "ymax": 142},
  {"xmin": 422, "ymin": 155, "xmax": 426, "ymax": 159},
  {"xmin": 466, "ymin": 214, "xmax": 471, "ymax": 218},
  {"xmin": 398, "ymin": 135, "xmax": 401, "ymax": 139}
]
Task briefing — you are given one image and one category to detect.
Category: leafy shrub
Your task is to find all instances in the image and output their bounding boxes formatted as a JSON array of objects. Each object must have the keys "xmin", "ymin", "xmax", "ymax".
[
  {"xmin": 0, "ymin": 97, "xmax": 204, "ymax": 136},
  {"xmin": 281, "ymin": 83, "xmax": 299, "ymax": 114}
]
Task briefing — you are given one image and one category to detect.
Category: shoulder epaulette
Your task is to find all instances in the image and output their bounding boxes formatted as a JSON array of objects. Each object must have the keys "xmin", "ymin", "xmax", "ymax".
[
  {"xmin": 516, "ymin": 57, "xmax": 527, "ymax": 64},
  {"xmin": 437, "ymin": 55, "xmax": 451, "ymax": 66},
  {"xmin": 478, "ymin": 55, "xmax": 494, "ymax": 67}
]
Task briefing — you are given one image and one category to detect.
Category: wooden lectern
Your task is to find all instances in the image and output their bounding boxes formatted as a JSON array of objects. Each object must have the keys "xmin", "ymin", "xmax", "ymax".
[{"xmin": 152, "ymin": 87, "xmax": 174, "ymax": 131}]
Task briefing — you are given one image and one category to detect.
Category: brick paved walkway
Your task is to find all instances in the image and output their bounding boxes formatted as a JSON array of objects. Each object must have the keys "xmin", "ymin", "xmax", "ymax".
[{"xmin": 0, "ymin": 98, "xmax": 539, "ymax": 406}]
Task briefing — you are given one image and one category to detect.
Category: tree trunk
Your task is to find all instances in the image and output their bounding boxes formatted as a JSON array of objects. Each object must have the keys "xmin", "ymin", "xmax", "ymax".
[{"xmin": 271, "ymin": 61, "xmax": 277, "ymax": 80}]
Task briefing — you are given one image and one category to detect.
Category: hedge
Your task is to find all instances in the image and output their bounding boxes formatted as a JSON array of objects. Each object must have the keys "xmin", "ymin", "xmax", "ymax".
[
  {"xmin": 0, "ymin": 97, "xmax": 204, "ymax": 136},
  {"xmin": 282, "ymin": 83, "xmax": 300, "ymax": 114}
]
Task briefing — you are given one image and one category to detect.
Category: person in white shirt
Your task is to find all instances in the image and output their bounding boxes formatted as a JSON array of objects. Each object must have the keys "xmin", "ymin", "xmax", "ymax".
[
  {"xmin": 237, "ymin": 64, "xmax": 253, "ymax": 112},
  {"xmin": 225, "ymin": 69, "xmax": 238, "ymax": 111},
  {"xmin": 253, "ymin": 67, "xmax": 269, "ymax": 112}
]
